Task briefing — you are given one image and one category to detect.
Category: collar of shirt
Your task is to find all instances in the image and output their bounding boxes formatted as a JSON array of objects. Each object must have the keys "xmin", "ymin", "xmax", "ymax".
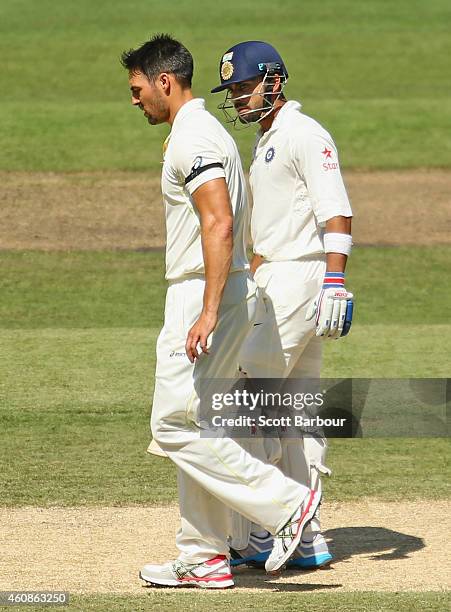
[
  {"xmin": 171, "ymin": 98, "xmax": 205, "ymax": 132},
  {"xmin": 257, "ymin": 99, "xmax": 302, "ymax": 143}
]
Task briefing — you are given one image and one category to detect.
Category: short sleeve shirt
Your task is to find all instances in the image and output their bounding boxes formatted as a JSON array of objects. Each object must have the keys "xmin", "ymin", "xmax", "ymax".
[
  {"xmin": 162, "ymin": 98, "xmax": 249, "ymax": 280},
  {"xmin": 249, "ymin": 101, "xmax": 353, "ymax": 261}
]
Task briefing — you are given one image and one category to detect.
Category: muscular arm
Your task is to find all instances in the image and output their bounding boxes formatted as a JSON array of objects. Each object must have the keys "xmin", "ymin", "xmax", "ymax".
[
  {"xmin": 325, "ymin": 215, "xmax": 352, "ymax": 272},
  {"xmin": 185, "ymin": 178, "xmax": 233, "ymax": 362}
]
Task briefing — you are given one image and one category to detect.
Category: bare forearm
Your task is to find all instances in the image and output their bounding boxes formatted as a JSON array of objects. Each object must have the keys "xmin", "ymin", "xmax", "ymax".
[
  {"xmin": 186, "ymin": 177, "xmax": 234, "ymax": 362},
  {"xmin": 201, "ymin": 221, "xmax": 233, "ymax": 314},
  {"xmin": 326, "ymin": 252, "xmax": 347, "ymax": 273}
]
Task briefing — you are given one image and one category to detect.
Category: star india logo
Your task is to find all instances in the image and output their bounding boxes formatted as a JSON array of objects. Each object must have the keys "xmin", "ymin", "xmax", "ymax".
[{"xmin": 321, "ymin": 146, "xmax": 338, "ymax": 171}]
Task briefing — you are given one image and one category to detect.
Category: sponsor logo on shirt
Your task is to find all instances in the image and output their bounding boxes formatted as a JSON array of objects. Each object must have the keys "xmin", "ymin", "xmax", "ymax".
[
  {"xmin": 323, "ymin": 162, "xmax": 339, "ymax": 171},
  {"xmin": 265, "ymin": 146, "xmax": 275, "ymax": 163},
  {"xmin": 321, "ymin": 146, "xmax": 338, "ymax": 171},
  {"xmin": 169, "ymin": 350, "xmax": 186, "ymax": 358}
]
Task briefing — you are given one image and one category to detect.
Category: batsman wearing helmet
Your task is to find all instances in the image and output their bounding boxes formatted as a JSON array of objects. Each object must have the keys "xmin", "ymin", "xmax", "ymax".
[{"xmin": 212, "ymin": 41, "xmax": 354, "ymax": 570}]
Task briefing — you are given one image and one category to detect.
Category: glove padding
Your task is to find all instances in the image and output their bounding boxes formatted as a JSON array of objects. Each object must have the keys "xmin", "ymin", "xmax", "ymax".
[{"xmin": 306, "ymin": 287, "xmax": 354, "ymax": 339}]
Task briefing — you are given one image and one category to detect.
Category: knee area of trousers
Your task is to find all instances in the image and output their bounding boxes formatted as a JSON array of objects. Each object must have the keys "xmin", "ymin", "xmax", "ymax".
[
  {"xmin": 151, "ymin": 410, "xmax": 189, "ymax": 448},
  {"xmin": 150, "ymin": 414, "xmax": 171, "ymax": 446}
]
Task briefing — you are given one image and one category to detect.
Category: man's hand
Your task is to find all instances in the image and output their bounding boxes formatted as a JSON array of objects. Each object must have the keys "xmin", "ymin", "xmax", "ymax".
[
  {"xmin": 250, "ymin": 254, "xmax": 264, "ymax": 277},
  {"xmin": 185, "ymin": 310, "xmax": 218, "ymax": 362},
  {"xmin": 306, "ymin": 272, "xmax": 354, "ymax": 339}
]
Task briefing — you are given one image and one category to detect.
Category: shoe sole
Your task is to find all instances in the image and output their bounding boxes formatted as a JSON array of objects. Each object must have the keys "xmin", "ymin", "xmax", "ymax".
[
  {"xmin": 287, "ymin": 552, "xmax": 333, "ymax": 569},
  {"xmin": 246, "ymin": 552, "xmax": 332, "ymax": 571},
  {"xmin": 139, "ymin": 571, "xmax": 234, "ymax": 589},
  {"xmin": 265, "ymin": 490, "xmax": 321, "ymax": 574}
]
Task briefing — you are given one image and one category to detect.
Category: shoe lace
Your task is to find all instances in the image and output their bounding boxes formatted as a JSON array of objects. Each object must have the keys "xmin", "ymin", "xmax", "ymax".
[
  {"xmin": 276, "ymin": 514, "xmax": 297, "ymax": 540},
  {"xmin": 172, "ymin": 559, "xmax": 200, "ymax": 579}
]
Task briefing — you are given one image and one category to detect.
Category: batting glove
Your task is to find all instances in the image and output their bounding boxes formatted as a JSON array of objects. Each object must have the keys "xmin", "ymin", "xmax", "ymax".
[{"xmin": 306, "ymin": 272, "xmax": 354, "ymax": 339}]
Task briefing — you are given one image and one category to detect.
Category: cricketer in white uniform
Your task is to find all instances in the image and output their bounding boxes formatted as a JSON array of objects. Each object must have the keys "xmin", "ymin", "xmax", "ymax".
[
  {"xmin": 211, "ymin": 40, "xmax": 354, "ymax": 570},
  {"xmin": 121, "ymin": 34, "xmax": 322, "ymax": 589}
]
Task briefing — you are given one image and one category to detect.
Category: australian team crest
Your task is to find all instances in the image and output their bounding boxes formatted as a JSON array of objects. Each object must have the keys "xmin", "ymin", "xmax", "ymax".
[
  {"xmin": 221, "ymin": 61, "xmax": 234, "ymax": 81},
  {"xmin": 265, "ymin": 146, "xmax": 275, "ymax": 163}
]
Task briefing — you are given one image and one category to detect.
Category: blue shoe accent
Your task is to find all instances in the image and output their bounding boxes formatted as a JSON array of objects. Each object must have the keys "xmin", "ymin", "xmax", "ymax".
[
  {"xmin": 230, "ymin": 551, "xmax": 269, "ymax": 567},
  {"xmin": 287, "ymin": 552, "xmax": 333, "ymax": 569}
]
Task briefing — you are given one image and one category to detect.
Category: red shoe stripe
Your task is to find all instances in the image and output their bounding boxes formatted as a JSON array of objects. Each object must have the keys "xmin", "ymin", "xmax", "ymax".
[
  {"xmin": 205, "ymin": 555, "xmax": 227, "ymax": 566},
  {"xmin": 180, "ymin": 573, "xmax": 233, "ymax": 582},
  {"xmin": 295, "ymin": 490, "xmax": 315, "ymax": 537}
]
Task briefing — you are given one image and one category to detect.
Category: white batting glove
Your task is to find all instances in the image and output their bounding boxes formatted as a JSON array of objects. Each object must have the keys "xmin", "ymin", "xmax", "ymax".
[{"xmin": 306, "ymin": 272, "xmax": 354, "ymax": 339}]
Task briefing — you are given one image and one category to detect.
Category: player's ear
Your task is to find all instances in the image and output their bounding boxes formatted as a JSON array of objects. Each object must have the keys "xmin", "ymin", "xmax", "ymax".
[{"xmin": 158, "ymin": 73, "xmax": 171, "ymax": 94}]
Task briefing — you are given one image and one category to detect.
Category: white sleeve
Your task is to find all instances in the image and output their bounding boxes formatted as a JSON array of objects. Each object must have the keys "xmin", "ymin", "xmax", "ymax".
[
  {"xmin": 171, "ymin": 130, "xmax": 227, "ymax": 196},
  {"xmin": 292, "ymin": 125, "xmax": 353, "ymax": 225}
]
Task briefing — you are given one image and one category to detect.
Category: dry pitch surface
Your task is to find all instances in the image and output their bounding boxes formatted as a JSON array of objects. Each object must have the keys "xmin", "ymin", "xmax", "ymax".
[
  {"xmin": 1, "ymin": 502, "xmax": 450, "ymax": 594},
  {"xmin": 1, "ymin": 170, "xmax": 450, "ymax": 250}
]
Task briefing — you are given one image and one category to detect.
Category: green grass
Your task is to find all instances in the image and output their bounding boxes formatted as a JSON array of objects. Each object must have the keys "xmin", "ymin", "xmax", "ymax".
[
  {"xmin": 6, "ymin": 592, "xmax": 449, "ymax": 612},
  {"xmin": 0, "ymin": 247, "xmax": 449, "ymax": 506},
  {"xmin": 0, "ymin": 326, "xmax": 448, "ymax": 506},
  {"xmin": 0, "ymin": 251, "xmax": 166, "ymax": 329},
  {"xmin": 1, "ymin": 247, "xmax": 450, "ymax": 328},
  {"xmin": 0, "ymin": 0, "xmax": 450, "ymax": 170}
]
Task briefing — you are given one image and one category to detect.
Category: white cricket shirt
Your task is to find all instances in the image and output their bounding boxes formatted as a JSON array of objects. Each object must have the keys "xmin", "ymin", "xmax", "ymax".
[
  {"xmin": 162, "ymin": 98, "xmax": 249, "ymax": 280},
  {"xmin": 249, "ymin": 100, "xmax": 352, "ymax": 261}
]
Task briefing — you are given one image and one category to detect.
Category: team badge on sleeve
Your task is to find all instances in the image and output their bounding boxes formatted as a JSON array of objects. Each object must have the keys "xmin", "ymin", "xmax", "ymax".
[
  {"xmin": 265, "ymin": 146, "xmax": 275, "ymax": 163},
  {"xmin": 221, "ymin": 61, "xmax": 234, "ymax": 80}
]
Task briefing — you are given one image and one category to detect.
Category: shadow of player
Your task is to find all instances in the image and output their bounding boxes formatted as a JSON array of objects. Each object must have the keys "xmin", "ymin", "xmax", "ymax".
[
  {"xmin": 325, "ymin": 525, "xmax": 424, "ymax": 562},
  {"xmin": 231, "ymin": 525, "xmax": 424, "ymax": 590}
]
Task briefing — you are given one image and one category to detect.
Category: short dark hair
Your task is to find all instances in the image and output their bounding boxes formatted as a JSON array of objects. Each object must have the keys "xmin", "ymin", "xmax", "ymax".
[{"xmin": 121, "ymin": 33, "xmax": 193, "ymax": 88}]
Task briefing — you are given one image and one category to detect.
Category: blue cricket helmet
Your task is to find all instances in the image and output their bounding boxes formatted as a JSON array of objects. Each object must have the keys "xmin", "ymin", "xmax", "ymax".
[{"xmin": 211, "ymin": 41, "xmax": 288, "ymax": 93}]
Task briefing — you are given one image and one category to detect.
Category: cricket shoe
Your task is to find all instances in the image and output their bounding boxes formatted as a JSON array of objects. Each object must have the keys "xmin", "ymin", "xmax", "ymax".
[
  {"xmin": 265, "ymin": 489, "xmax": 321, "ymax": 573},
  {"xmin": 139, "ymin": 555, "xmax": 234, "ymax": 589},
  {"xmin": 229, "ymin": 531, "xmax": 273, "ymax": 567},
  {"xmin": 287, "ymin": 533, "xmax": 333, "ymax": 569},
  {"xmin": 231, "ymin": 531, "xmax": 332, "ymax": 570}
]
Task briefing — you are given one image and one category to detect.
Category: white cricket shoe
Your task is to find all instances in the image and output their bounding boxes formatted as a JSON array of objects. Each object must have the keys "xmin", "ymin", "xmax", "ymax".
[
  {"xmin": 265, "ymin": 489, "xmax": 321, "ymax": 573},
  {"xmin": 140, "ymin": 554, "xmax": 234, "ymax": 589},
  {"xmin": 288, "ymin": 533, "xmax": 333, "ymax": 569}
]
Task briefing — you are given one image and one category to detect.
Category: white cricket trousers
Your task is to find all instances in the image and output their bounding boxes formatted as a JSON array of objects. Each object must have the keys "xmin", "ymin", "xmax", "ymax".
[
  {"xmin": 231, "ymin": 258, "xmax": 330, "ymax": 549},
  {"xmin": 150, "ymin": 271, "xmax": 310, "ymax": 563}
]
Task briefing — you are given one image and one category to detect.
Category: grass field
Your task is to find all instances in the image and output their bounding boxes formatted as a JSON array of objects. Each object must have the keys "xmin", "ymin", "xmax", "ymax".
[
  {"xmin": 1, "ymin": 247, "xmax": 449, "ymax": 507},
  {"xmin": 1, "ymin": 0, "xmax": 451, "ymax": 171},
  {"xmin": 1, "ymin": 1, "xmax": 450, "ymax": 609},
  {"xmin": 10, "ymin": 592, "xmax": 450, "ymax": 612}
]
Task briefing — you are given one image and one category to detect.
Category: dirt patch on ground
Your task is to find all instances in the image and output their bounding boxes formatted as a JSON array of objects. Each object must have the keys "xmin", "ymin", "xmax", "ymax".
[
  {"xmin": 1, "ymin": 501, "xmax": 449, "ymax": 594},
  {"xmin": 0, "ymin": 170, "xmax": 449, "ymax": 250}
]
